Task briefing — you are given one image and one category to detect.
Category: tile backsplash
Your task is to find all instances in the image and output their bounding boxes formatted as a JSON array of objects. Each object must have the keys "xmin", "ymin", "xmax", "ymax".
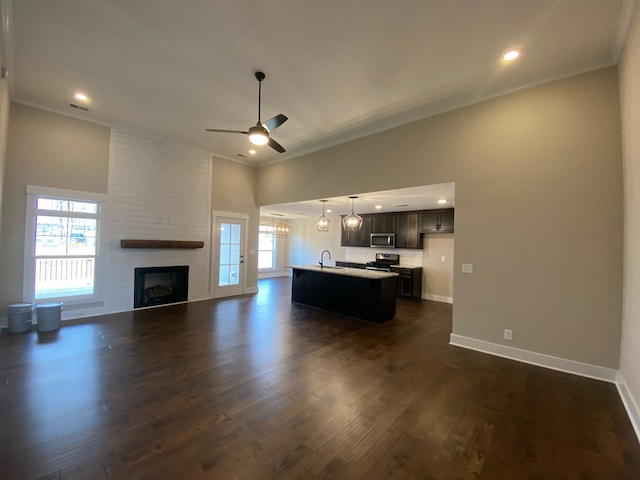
[{"xmin": 345, "ymin": 247, "xmax": 423, "ymax": 266}]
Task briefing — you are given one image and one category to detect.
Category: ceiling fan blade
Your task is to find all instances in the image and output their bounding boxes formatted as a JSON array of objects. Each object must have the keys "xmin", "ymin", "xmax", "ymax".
[
  {"xmin": 268, "ymin": 137, "xmax": 286, "ymax": 153},
  {"xmin": 205, "ymin": 129, "xmax": 249, "ymax": 134},
  {"xmin": 263, "ymin": 114, "xmax": 288, "ymax": 133}
]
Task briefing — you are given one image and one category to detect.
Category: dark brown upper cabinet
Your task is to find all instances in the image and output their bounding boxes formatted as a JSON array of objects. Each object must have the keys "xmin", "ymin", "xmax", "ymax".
[
  {"xmin": 358, "ymin": 215, "xmax": 372, "ymax": 247},
  {"xmin": 372, "ymin": 214, "xmax": 396, "ymax": 233},
  {"xmin": 340, "ymin": 223, "xmax": 358, "ymax": 247},
  {"xmin": 395, "ymin": 212, "xmax": 422, "ymax": 249},
  {"xmin": 419, "ymin": 208, "xmax": 454, "ymax": 234},
  {"xmin": 341, "ymin": 208, "xmax": 453, "ymax": 248},
  {"xmin": 340, "ymin": 214, "xmax": 372, "ymax": 247}
]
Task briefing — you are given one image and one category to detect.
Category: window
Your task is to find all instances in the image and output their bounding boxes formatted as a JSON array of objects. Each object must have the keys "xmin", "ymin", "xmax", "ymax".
[
  {"xmin": 218, "ymin": 222, "xmax": 241, "ymax": 286},
  {"xmin": 258, "ymin": 225, "xmax": 275, "ymax": 270},
  {"xmin": 25, "ymin": 187, "xmax": 105, "ymax": 302}
]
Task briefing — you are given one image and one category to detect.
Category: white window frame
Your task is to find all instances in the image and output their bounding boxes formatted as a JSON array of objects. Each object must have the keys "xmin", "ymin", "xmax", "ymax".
[
  {"xmin": 23, "ymin": 185, "xmax": 108, "ymax": 305},
  {"xmin": 258, "ymin": 224, "xmax": 276, "ymax": 271}
]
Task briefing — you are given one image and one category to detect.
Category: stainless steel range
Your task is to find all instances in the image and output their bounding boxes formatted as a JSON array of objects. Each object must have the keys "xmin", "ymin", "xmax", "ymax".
[{"xmin": 366, "ymin": 253, "xmax": 400, "ymax": 272}]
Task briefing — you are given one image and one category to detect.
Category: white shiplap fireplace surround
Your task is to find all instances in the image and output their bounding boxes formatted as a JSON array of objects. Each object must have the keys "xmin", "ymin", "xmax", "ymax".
[{"xmin": 97, "ymin": 131, "xmax": 212, "ymax": 317}]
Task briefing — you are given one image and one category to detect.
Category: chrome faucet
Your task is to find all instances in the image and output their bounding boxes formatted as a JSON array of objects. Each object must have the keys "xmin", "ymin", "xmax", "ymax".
[{"xmin": 319, "ymin": 249, "xmax": 331, "ymax": 268}]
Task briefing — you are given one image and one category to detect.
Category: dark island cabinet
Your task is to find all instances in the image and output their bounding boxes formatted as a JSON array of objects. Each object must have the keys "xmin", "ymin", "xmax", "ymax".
[
  {"xmin": 291, "ymin": 267, "xmax": 397, "ymax": 323},
  {"xmin": 419, "ymin": 208, "xmax": 454, "ymax": 234},
  {"xmin": 335, "ymin": 261, "xmax": 367, "ymax": 269}
]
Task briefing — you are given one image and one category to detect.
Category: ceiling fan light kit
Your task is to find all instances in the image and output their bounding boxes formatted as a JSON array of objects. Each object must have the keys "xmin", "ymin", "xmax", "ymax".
[
  {"xmin": 342, "ymin": 196, "xmax": 363, "ymax": 231},
  {"xmin": 248, "ymin": 125, "xmax": 269, "ymax": 145},
  {"xmin": 206, "ymin": 71, "xmax": 287, "ymax": 153}
]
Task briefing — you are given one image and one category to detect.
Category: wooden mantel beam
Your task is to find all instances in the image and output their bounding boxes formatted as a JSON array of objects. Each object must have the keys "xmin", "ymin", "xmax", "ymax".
[{"xmin": 120, "ymin": 239, "xmax": 204, "ymax": 249}]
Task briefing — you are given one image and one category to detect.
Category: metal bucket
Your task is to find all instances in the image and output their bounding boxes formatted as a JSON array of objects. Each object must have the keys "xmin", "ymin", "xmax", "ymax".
[
  {"xmin": 35, "ymin": 302, "xmax": 63, "ymax": 332},
  {"xmin": 7, "ymin": 303, "xmax": 33, "ymax": 333}
]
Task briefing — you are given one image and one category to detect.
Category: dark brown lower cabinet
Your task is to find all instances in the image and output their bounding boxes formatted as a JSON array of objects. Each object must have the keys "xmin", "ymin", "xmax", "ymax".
[{"xmin": 390, "ymin": 266, "xmax": 422, "ymax": 299}]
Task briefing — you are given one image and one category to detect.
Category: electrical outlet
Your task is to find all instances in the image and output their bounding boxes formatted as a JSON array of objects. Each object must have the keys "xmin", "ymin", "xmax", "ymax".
[
  {"xmin": 504, "ymin": 329, "xmax": 513, "ymax": 341},
  {"xmin": 441, "ymin": 256, "xmax": 446, "ymax": 263}
]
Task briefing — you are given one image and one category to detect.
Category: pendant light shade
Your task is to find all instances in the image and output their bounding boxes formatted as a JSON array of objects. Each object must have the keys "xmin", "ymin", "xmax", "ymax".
[
  {"xmin": 342, "ymin": 196, "xmax": 363, "ymax": 231},
  {"xmin": 271, "ymin": 213, "xmax": 292, "ymax": 238},
  {"xmin": 316, "ymin": 200, "xmax": 331, "ymax": 232}
]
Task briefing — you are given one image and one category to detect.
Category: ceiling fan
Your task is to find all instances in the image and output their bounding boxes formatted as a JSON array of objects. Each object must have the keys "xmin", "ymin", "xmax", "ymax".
[{"xmin": 206, "ymin": 71, "xmax": 288, "ymax": 153}]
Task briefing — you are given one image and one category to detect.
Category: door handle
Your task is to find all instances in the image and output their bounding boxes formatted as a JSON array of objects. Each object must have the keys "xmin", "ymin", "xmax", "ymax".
[{"xmin": 240, "ymin": 255, "xmax": 244, "ymax": 264}]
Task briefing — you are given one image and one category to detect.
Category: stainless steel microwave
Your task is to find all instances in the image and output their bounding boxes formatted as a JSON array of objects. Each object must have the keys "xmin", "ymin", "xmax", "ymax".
[{"xmin": 370, "ymin": 233, "xmax": 395, "ymax": 248}]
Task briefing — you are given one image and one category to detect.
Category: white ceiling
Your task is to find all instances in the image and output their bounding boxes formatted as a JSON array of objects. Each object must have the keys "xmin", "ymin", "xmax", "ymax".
[
  {"xmin": 2, "ymin": 0, "xmax": 632, "ymax": 168},
  {"xmin": 2, "ymin": 0, "xmax": 634, "ymax": 218}
]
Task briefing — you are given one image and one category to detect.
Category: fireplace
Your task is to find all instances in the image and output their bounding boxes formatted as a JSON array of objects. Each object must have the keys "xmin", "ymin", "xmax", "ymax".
[{"xmin": 134, "ymin": 266, "xmax": 189, "ymax": 309}]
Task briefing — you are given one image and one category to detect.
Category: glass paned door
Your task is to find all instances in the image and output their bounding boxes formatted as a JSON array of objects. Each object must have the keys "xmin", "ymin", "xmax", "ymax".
[{"xmin": 213, "ymin": 216, "xmax": 245, "ymax": 297}]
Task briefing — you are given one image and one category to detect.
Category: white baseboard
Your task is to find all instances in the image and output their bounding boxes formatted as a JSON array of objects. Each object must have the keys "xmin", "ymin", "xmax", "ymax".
[
  {"xmin": 245, "ymin": 286, "xmax": 258, "ymax": 294},
  {"xmin": 258, "ymin": 271, "xmax": 289, "ymax": 279},
  {"xmin": 422, "ymin": 293, "xmax": 453, "ymax": 304},
  {"xmin": 617, "ymin": 372, "xmax": 640, "ymax": 442},
  {"xmin": 450, "ymin": 334, "xmax": 618, "ymax": 383}
]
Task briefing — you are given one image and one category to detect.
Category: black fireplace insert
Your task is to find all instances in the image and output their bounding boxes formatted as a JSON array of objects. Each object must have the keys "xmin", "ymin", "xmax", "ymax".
[{"xmin": 134, "ymin": 265, "xmax": 189, "ymax": 308}]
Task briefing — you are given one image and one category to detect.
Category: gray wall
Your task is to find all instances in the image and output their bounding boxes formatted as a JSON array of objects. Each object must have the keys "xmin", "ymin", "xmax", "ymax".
[
  {"xmin": 0, "ymin": 104, "xmax": 261, "ymax": 313},
  {"xmin": 0, "ymin": 103, "xmax": 110, "ymax": 310},
  {"xmin": 257, "ymin": 67, "xmax": 623, "ymax": 369},
  {"xmin": 0, "ymin": 6, "xmax": 10, "ymax": 245},
  {"xmin": 421, "ymin": 234, "xmax": 454, "ymax": 301},
  {"xmin": 619, "ymin": 1, "xmax": 640, "ymax": 420},
  {"xmin": 210, "ymin": 156, "xmax": 260, "ymax": 290}
]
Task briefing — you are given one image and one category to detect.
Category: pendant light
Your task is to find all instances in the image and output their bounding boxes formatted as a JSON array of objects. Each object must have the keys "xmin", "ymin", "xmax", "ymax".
[
  {"xmin": 271, "ymin": 213, "xmax": 292, "ymax": 238},
  {"xmin": 342, "ymin": 196, "xmax": 363, "ymax": 231},
  {"xmin": 316, "ymin": 200, "xmax": 331, "ymax": 232}
]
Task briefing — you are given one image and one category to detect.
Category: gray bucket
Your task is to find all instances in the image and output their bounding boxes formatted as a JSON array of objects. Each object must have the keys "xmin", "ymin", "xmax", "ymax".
[
  {"xmin": 35, "ymin": 302, "xmax": 63, "ymax": 332},
  {"xmin": 7, "ymin": 303, "xmax": 33, "ymax": 333}
]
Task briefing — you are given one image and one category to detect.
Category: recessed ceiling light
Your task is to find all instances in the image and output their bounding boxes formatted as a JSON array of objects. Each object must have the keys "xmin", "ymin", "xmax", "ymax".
[
  {"xmin": 326, "ymin": 209, "xmax": 332, "ymax": 213},
  {"xmin": 437, "ymin": 199, "xmax": 447, "ymax": 204},
  {"xmin": 503, "ymin": 50, "xmax": 520, "ymax": 61},
  {"xmin": 74, "ymin": 92, "xmax": 89, "ymax": 102},
  {"xmin": 249, "ymin": 149, "xmax": 256, "ymax": 155},
  {"xmin": 375, "ymin": 205, "xmax": 382, "ymax": 210}
]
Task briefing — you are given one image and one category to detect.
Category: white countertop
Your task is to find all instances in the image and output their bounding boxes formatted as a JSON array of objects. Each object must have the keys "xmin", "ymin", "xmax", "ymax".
[{"xmin": 286, "ymin": 264, "xmax": 399, "ymax": 279}]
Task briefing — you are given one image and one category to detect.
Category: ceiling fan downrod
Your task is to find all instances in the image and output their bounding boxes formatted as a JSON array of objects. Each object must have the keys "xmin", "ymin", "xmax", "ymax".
[{"xmin": 255, "ymin": 71, "xmax": 265, "ymax": 125}]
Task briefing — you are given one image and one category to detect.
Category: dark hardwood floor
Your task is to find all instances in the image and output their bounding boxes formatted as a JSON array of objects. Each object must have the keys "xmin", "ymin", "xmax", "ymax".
[{"xmin": 1, "ymin": 277, "xmax": 638, "ymax": 479}]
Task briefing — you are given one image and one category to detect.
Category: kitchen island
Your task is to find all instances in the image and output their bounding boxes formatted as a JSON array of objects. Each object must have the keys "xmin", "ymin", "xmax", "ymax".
[{"xmin": 288, "ymin": 265, "xmax": 398, "ymax": 323}]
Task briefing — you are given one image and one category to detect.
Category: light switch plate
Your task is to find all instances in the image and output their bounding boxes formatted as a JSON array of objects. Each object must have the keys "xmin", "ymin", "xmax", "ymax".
[{"xmin": 462, "ymin": 263, "xmax": 473, "ymax": 274}]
